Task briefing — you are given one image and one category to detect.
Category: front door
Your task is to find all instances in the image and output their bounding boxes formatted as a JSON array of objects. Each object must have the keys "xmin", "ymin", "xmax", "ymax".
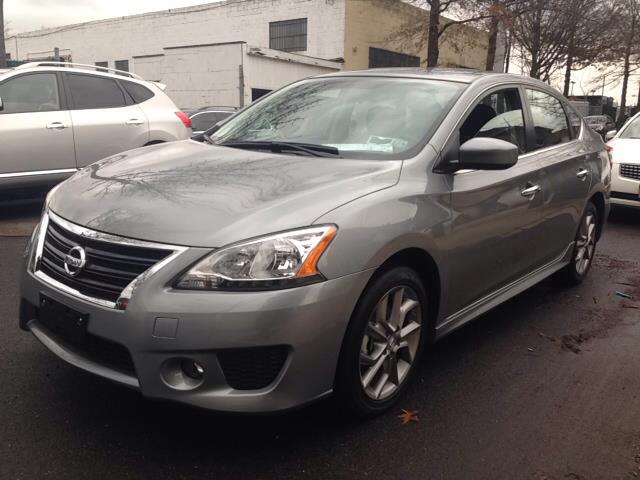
[
  {"xmin": 64, "ymin": 72, "xmax": 149, "ymax": 167},
  {"xmin": 0, "ymin": 72, "xmax": 76, "ymax": 175},
  {"xmin": 444, "ymin": 87, "xmax": 549, "ymax": 316}
]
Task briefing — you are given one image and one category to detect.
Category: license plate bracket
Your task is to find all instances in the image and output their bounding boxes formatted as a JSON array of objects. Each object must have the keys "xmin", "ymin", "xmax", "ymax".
[{"xmin": 39, "ymin": 294, "xmax": 89, "ymax": 345}]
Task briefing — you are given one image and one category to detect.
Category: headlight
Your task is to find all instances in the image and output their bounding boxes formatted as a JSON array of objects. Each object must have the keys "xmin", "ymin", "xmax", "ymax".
[{"xmin": 174, "ymin": 225, "xmax": 337, "ymax": 291}]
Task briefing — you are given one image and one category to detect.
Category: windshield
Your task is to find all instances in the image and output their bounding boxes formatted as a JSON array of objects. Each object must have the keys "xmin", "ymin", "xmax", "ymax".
[
  {"xmin": 619, "ymin": 116, "xmax": 640, "ymax": 139},
  {"xmin": 209, "ymin": 77, "xmax": 465, "ymax": 159}
]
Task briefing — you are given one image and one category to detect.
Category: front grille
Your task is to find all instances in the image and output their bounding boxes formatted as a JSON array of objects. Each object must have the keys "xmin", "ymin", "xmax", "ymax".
[
  {"xmin": 217, "ymin": 346, "xmax": 289, "ymax": 390},
  {"xmin": 39, "ymin": 218, "xmax": 171, "ymax": 304},
  {"xmin": 620, "ymin": 163, "xmax": 640, "ymax": 180},
  {"xmin": 38, "ymin": 319, "xmax": 136, "ymax": 375}
]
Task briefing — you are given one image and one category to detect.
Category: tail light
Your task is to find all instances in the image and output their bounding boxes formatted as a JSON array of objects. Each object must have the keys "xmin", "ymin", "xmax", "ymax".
[
  {"xmin": 604, "ymin": 145, "xmax": 613, "ymax": 169},
  {"xmin": 175, "ymin": 111, "xmax": 192, "ymax": 128}
]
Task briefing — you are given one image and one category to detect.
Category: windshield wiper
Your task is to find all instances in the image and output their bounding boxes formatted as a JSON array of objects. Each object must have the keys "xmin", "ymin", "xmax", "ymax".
[{"xmin": 219, "ymin": 140, "xmax": 341, "ymax": 158}]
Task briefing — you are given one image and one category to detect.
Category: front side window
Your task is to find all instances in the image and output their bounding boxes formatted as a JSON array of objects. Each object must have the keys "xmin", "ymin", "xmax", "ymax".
[
  {"xmin": 67, "ymin": 74, "xmax": 127, "ymax": 109},
  {"xmin": 210, "ymin": 77, "xmax": 465, "ymax": 159},
  {"xmin": 526, "ymin": 89, "xmax": 571, "ymax": 150},
  {"xmin": 0, "ymin": 73, "xmax": 60, "ymax": 114},
  {"xmin": 459, "ymin": 89, "xmax": 526, "ymax": 154},
  {"xmin": 269, "ymin": 18, "xmax": 307, "ymax": 52}
]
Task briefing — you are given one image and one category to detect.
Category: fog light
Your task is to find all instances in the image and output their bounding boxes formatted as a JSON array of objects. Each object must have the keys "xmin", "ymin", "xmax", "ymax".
[{"xmin": 181, "ymin": 359, "xmax": 205, "ymax": 380}]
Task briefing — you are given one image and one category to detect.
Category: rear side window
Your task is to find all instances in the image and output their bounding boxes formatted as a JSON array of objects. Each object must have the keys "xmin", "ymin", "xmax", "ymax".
[
  {"xmin": 122, "ymin": 81, "xmax": 154, "ymax": 104},
  {"xmin": 191, "ymin": 111, "xmax": 233, "ymax": 131},
  {"xmin": 460, "ymin": 88, "xmax": 526, "ymax": 154},
  {"xmin": 0, "ymin": 73, "xmax": 60, "ymax": 114},
  {"xmin": 526, "ymin": 89, "xmax": 571, "ymax": 150},
  {"xmin": 67, "ymin": 74, "xmax": 127, "ymax": 109}
]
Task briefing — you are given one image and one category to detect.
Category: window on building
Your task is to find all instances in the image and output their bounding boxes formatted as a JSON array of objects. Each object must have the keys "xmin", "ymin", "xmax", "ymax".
[
  {"xmin": 460, "ymin": 89, "xmax": 526, "ymax": 154},
  {"xmin": 67, "ymin": 73, "xmax": 127, "ymax": 109},
  {"xmin": 269, "ymin": 18, "xmax": 307, "ymax": 52},
  {"xmin": 95, "ymin": 61, "xmax": 108, "ymax": 72},
  {"xmin": 526, "ymin": 89, "xmax": 571, "ymax": 150},
  {"xmin": 114, "ymin": 60, "xmax": 129, "ymax": 73},
  {"xmin": 0, "ymin": 73, "xmax": 60, "ymax": 114},
  {"xmin": 121, "ymin": 81, "xmax": 155, "ymax": 104},
  {"xmin": 368, "ymin": 48, "xmax": 420, "ymax": 68}
]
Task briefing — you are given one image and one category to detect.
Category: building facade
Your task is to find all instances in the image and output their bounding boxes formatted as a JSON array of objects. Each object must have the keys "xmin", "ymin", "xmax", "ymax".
[{"xmin": 4, "ymin": 0, "xmax": 502, "ymax": 107}]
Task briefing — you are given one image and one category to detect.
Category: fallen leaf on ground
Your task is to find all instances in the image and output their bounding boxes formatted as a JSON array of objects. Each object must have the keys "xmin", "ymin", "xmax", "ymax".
[{"xmin": 398, "ymin": 409, "xmax": 419, "ymax": 425}]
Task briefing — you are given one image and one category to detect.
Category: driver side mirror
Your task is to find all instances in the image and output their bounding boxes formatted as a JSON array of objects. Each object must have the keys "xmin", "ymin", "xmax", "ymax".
[
  {"xmin": 605, "ymin": 130, "xmax": 617, "ymax": 141},
  {"xmin": 457, "ymin": 137, "xmax": 518, "ymax": 171}
]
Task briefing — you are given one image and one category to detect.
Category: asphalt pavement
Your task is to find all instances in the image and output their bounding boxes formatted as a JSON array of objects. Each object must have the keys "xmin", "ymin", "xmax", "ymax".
[{"xmin": 1, "ymin": 202, "xmax": 639, "ymax": 480}]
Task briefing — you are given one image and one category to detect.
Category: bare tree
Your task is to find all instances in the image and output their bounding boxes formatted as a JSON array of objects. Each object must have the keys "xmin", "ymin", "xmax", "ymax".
[
  {"xmin": 506, "ymin": 0, "xmax": 578, "ymax": 81},
  {"xmin": 0, "ymin": 0, "xmax": 6, "ymax": 68},
  {"xmin": 615, "ymin": 0, "xmax": 640, "ymax": 125},
  {"xmin": 560, "ymin": 0, "xmax": 619, "ymax": 96}
]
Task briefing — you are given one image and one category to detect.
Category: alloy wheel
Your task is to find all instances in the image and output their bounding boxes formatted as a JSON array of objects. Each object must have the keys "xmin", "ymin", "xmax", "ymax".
[
  {"xmin": 575, "ymin": 212, "xmax": 596, "ymax": 275},
  {"xmin": 359, "ymin": 286, "xmax": 422, "ymax": 400}
]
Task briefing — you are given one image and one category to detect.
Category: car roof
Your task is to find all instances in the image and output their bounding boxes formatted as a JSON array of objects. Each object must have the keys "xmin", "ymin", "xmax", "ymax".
[
  {"xmin": 319, "ymin": 67, "xmax": 554, "ymax": 90},
  {"xmin": 6, "ymin": 62, "xmax": 152, "ymax": 86}
]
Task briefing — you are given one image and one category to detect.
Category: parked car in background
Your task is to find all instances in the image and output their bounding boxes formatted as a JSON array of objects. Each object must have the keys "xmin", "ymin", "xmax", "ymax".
[
  {"xmin": 0, "ymin": 62, "xmax": 192, "ymax": 197},
  {"xmin": 585, "ymin": 115, "xmax": 616, "ymax": 138},
  {"xmin": 605, "ymin": 112, "xmax": 640, "ymax": 208},
  {"xmin": 21, "ymin": 69, "xmax": 610, "ymax": 417},
  {"xmin": 187, "ymin": 107, "xmax": 237, "ymax": 136}
]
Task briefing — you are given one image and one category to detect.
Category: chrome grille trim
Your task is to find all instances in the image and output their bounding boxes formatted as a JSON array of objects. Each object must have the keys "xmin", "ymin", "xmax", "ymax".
[
  {"xmin": 620, "ymin": 163, "xmax": 640, "ymax": 181},
  {"xmin": 33, "ymin": 210, "xmax": 187, "ymax": 309}
]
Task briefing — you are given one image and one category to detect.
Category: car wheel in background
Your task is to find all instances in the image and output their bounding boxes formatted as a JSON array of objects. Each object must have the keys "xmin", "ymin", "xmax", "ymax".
[
  {"xmin": 557, "ymin": 202, "xmax": 599, "ymax": 286},
  {"xmin": 335, "ymin": 266, "xmax": 429, "ymax": 417}
]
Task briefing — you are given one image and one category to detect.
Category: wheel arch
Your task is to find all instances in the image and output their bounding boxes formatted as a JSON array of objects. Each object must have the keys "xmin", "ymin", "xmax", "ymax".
[{"xmin": 588, "ymin": 191, "xmax": 606, "ymax": 240}]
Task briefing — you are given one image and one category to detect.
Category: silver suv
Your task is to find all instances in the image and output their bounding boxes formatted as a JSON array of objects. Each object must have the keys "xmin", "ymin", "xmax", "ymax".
[
  {"xmin": 0, "ymin": 62, "xmax": 191, "ymax": 194},
  {"xmin": 20, "ymin": 69, "xmax": 611, "ymax": 417}
]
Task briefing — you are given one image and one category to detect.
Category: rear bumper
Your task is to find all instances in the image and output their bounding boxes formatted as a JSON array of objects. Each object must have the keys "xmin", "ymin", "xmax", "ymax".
[{"xmin": 20, "ymin": 258, "xmax": 374, "ymax": 412}]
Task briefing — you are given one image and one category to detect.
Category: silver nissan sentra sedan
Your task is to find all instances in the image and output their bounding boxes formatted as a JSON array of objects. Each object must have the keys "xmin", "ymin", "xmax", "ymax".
[{"xmin": 20, "ymin": 69, "xmax": 611, "ymax": 416}]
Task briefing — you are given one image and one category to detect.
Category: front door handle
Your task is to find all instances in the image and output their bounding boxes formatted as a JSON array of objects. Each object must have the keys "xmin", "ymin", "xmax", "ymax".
[
  {"xmin": 521, "ymin": 184, "xmax": 542, "ymax": 198},
  {"xmin": 576, "ymin": 168, "xmax": 589, "ymax": 180},
  {"xmin": 46, "ymin": 122, "xmax": 67, "ymax": 130},
  {"xmin": 126, "ymin": 119, "xmax": 144, "ymax": 126}
]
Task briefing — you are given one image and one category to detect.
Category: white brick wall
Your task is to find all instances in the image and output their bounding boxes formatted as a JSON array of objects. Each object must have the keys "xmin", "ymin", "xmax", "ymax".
[{"xmin": 5, "ymin": 0, "xmax": 346, "ymax": 69}]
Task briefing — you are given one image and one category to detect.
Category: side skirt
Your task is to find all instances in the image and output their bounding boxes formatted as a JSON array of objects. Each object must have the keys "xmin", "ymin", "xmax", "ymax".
[{"xmin": 435, "ymin": 242, "xmax": 574, "ymax": 340}]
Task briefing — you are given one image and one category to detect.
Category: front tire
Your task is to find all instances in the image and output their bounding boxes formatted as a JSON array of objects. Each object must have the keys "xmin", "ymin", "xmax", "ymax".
[
  {"xmin": 334, "ymin": 266, "xmax": 429, "ymax": 417},
  {"xmin": 557, "ymin": 202, "xmax": 599, "ymax": 285}
]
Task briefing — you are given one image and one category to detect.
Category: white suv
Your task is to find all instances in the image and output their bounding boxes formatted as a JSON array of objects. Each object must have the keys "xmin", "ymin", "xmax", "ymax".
[{"xmin": 0, "ymin": 62, "xmax": 191, "ymax": 194}]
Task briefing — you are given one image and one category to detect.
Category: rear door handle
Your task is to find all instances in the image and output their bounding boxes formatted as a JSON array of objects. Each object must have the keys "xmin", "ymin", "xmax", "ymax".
[
  {"xmin": 126, "ymin": 118, "xmax": 144, "ymax": 126},
  {"xmin": 46, "ymin": 122, "xmax": 67, "ymax": 130},
  {"xmin": 576, "ymin": 168, "xmax": 589, "ymax": 180},
  {"xmin": 521, "ymin": 184, "xmax": 542, "ymax": 198}
]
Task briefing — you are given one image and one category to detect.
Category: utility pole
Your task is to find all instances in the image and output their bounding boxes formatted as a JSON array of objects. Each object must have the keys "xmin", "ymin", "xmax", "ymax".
[{"xmin": 0, "ymin": 0, "xmax": 7, "ymax": 68}]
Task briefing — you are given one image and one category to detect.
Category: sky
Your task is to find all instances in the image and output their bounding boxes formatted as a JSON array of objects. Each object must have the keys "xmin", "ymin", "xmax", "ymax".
[{"xmin": 3, "ymin": 0, "xmax": 215, "ymax": 34}]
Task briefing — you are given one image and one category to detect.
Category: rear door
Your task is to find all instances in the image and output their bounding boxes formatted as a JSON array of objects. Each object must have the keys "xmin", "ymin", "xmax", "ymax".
[
  {"xmin": 522, "ymin": 88, "xmax": 592, "ymax": 264},
  {"xmin": 446, "ymin": 87, "xmax": 550, "ymax": 313},
  {"xmin": 64, "ymin": 73, "xmax": 149, "ymax": 167},
  {"xmin": 0, "ymin": 72, "xmax": 75, "ymax": 175}
]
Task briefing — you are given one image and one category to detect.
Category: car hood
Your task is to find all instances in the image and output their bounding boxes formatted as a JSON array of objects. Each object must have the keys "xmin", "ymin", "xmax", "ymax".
[
  {"xmin": 607, "ymin": 138, "xmax": 640, "ymax": 164},
  {"xmin": 49, "ymin": 140, "xmax": 401, "ymax": 247}
]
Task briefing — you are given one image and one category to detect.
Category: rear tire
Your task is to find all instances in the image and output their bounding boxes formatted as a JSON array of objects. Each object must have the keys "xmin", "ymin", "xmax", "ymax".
[
  {"xmin": 334, "ymin": 266, "xmax": 429, "ymax": 417},
  {"xmin": 557, "ymin": 202, "xmax": 599, "ymax": 285}
]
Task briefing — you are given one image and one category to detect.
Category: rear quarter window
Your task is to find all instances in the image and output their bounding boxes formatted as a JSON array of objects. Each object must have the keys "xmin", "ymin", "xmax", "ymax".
[{"xmin": 122, "ymin": 81, "xmax": 155, "ymax": 104}]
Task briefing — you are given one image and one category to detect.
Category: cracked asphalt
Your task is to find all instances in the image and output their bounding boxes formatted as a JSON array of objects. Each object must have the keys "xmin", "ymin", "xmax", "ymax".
[{"xmin": 1, "ymin": 201, "xmax": 639, "ymax": 480}]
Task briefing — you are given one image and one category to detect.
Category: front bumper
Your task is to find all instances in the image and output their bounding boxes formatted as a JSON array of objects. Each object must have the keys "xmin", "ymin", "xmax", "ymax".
[
  {"xmin": 611, "ymin": 163, "xmax": 640, "ymax": 208},
  {"xmin": 20, "ymin": 237, "xmax": 374, "ymax": 413}
]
